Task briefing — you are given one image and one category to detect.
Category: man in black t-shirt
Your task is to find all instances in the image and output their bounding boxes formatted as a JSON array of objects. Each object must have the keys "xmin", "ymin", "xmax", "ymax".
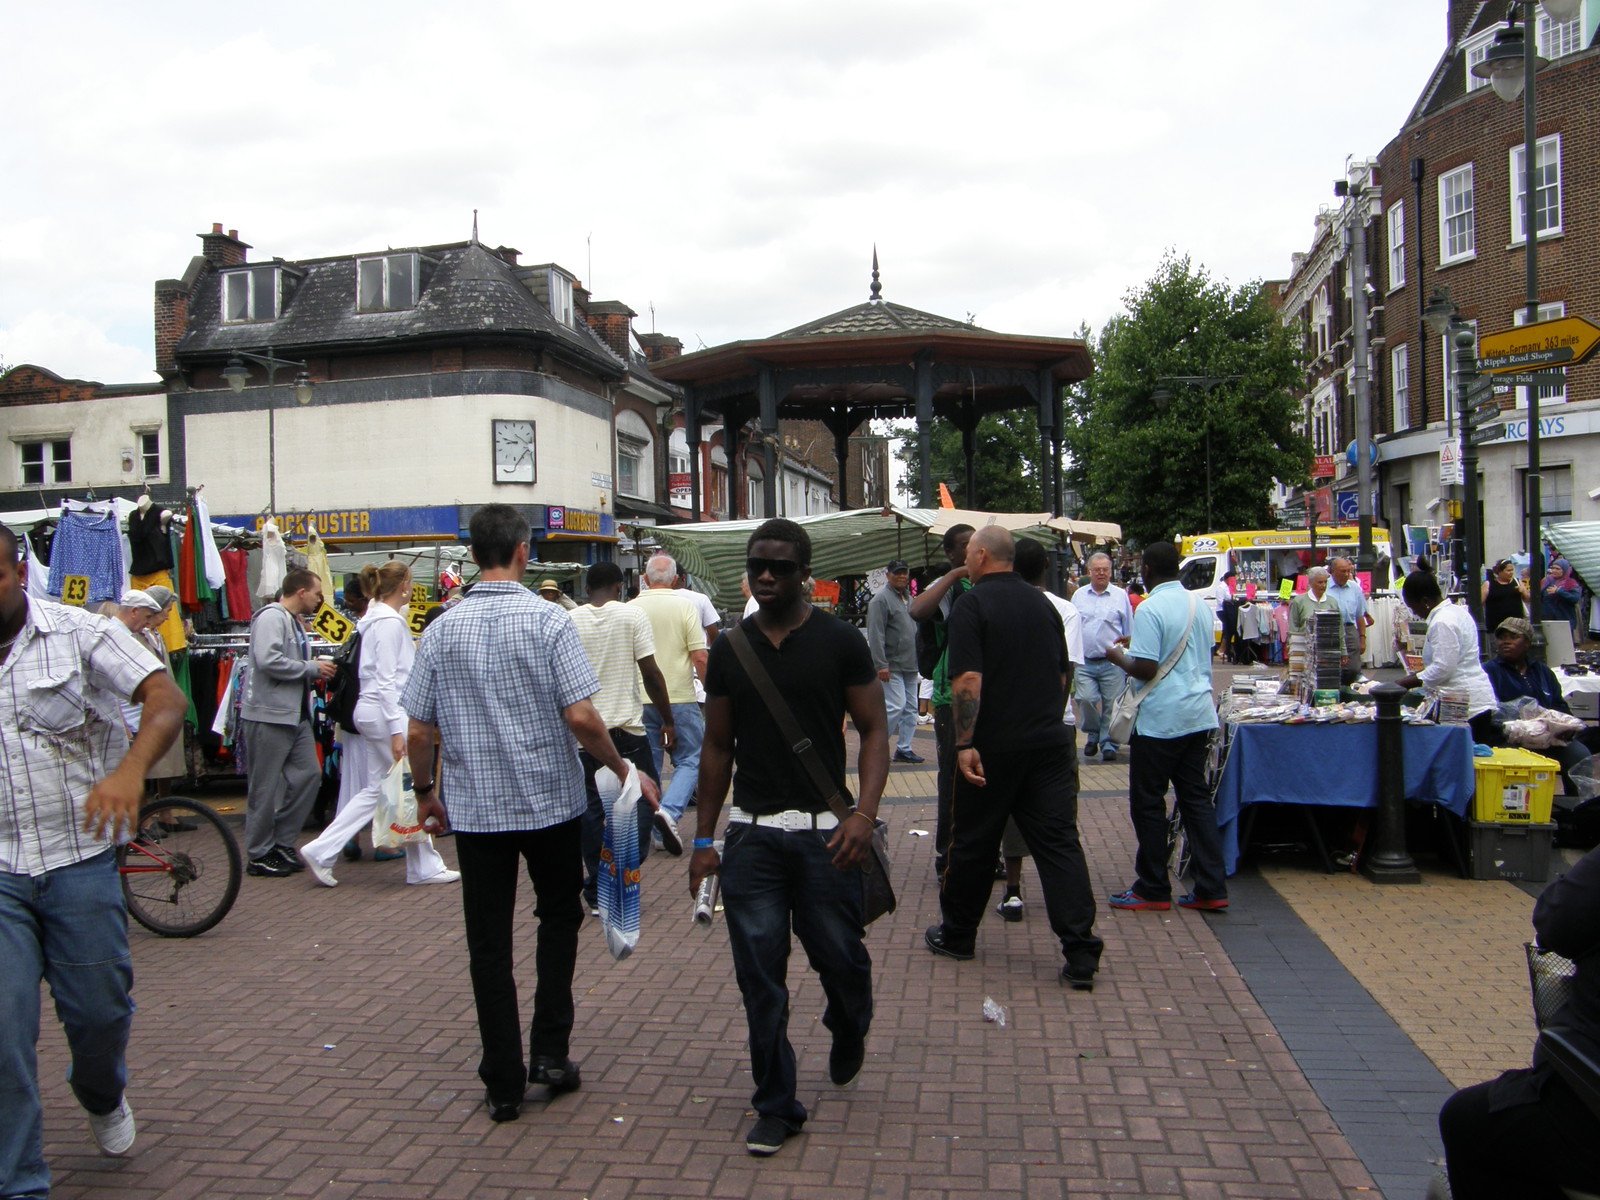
[
  {"xmin": 924, "ymin": 526, "xmax": 1104, "ymax": 989},
  {"xmin": 692, "ymin": 518, "xmax": 889, "ymax": 1159}
]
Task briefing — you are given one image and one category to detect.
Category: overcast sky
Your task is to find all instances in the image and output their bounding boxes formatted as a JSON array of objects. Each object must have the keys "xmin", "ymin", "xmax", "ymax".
[{"xmin": 1, "ymin": 0, "xmax": 1447, "ymax": 385}]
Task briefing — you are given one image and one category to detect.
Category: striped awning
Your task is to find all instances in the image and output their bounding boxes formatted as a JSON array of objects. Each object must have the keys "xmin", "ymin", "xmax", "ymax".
[
  {"xmin": 628, "ymin": 507, "xmax": 1121, "ymax": 602},
  {"xmin": 1545, "ymin": 521, "xmax": 1600, "ymax": 591}
]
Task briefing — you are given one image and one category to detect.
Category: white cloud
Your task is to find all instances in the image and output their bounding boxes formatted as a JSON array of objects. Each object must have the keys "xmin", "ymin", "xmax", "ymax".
[{"xmin": 1, "ymin": 0, "xmax": 1446, "ymax": 380}]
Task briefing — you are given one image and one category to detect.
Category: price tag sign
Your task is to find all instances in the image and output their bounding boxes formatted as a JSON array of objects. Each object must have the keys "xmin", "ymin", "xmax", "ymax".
[
  {"xmin": 411, "ymin": 584, "xmax": 429, "ymax": 607},
  {"xmin": 312, "ymin": 604, "xmax": 354, "ymax": 645},
  {"xmin": 407, "ymin": 607, "xmax": 429, "ymax": 636},
  {"xmin": 61, "ymin": 575, "xmax": 91, "ymax": 606}
]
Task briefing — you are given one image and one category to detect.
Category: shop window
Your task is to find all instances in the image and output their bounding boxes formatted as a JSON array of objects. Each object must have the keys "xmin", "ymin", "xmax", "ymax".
[
  {"xmin": 1439, "ymin": 165, "xmax": 1475, "ymax": 264},
  {"xmin": 222, "ymin": 265, "xmax": 279, "ymax": 323},
  {"xmin": 1520, "ymin": 464, "xmax": 1573, "ymax": 526},
  {"xmin": 1510, "ymin": 136, "xmax": 1561, "ymax": 245},
  {"xmin": 357, "ymin": 253, "xmax": 418, "ymax": 312},
  {"xmin": 139, "ymin": 431, "xmax": 160, "ymax": 478},
  {"xmin": 20, "ymin": 439, "xmax": 71, "ymax": 485}
]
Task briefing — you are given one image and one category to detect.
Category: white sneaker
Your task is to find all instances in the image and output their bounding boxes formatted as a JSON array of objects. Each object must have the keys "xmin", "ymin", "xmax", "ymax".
[
  {"xmin": 304, "ymin": 857, "xmax": 338, "ymax": 888},
  {"xmin": 411, "ymin": 869, "xmax": 461, "ymax": 886},
  {"xmin": 89, "ymin": 1098, "xmax": 136, "ymax": 1157}
]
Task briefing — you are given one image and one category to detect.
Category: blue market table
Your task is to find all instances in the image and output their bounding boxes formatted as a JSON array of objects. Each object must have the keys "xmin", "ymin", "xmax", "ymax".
[{"xmin": 1213, "ymin": 721, "xmax": 1476, "ymax": 874}]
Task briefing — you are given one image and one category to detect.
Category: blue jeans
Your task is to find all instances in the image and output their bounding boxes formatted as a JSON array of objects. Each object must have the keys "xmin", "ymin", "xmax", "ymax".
[
  {"xmin": 643, "ymin": 703, "xmax": 704, "ymax": 820},
  {"xmin": 1075, "ymin": 657, "xmax": 1127, "ymax": 752},
  {"xmin": 882, "ymin": 670, "xmax": 920, "ymax": 754},
  {"xmin": 1, "ymin": 850, "xmax": 135, "ymax": 1200},
  {"xmin": 720, "ymin": 822, "xmax": 873, "ymax": 1128}
]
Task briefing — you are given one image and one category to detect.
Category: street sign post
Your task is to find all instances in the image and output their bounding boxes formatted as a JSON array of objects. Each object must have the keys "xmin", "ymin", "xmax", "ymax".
[
  {"xmin": 1479, "ymin": 315, "xmax": 1600, "ymax": 374},
  {"xmin": 1469, "ymin": 422, "xmax": 1507, "ymax": 447}
]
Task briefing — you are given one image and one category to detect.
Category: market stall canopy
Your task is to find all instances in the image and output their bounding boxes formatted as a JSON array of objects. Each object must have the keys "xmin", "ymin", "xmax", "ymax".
[
  {"xmin": 1545, "ymin": 521, "xmax": 1600, "ymax": 590},
  {"xmin": 630, "ymin": 507, "xmax": 1121, "ymax": 603}
]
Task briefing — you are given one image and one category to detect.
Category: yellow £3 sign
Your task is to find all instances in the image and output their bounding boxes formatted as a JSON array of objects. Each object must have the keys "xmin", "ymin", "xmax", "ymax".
[
  {"xmin": 312, "ymin": 604, "xmax": 354, "ymax": 644},
  {"xmin": 62, "ymin": 576, "xmax": 91, "ymax": 606}
]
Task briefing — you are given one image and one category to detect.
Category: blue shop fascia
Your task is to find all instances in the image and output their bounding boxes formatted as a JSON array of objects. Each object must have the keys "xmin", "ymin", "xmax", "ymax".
[{"xmin": 216, "ymin": 503, "xmax": 618, "ymax": 563}]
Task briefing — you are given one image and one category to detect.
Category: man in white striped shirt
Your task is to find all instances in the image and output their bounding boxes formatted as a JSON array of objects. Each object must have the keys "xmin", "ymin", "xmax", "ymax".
[{"xmin": 0, "ymin": 525, "xmax": 186, "ymax": 1190}]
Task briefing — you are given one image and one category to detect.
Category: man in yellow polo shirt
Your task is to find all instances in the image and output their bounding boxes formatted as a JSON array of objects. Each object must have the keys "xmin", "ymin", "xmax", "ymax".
[{"xmin": 629, "ymin": 553, "xmax": 708, "ymax": 845}]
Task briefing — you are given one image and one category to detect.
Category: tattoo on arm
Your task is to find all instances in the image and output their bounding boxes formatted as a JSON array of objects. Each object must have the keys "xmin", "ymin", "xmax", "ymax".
[{"xmin": 953, "ymin": 689, "xmax": 980, "ymax": 746}]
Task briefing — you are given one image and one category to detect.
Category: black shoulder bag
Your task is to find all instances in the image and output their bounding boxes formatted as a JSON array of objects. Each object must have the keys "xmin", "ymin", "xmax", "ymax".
[
  {"xmin": 725, "ymin": 624, "xmax": 896, "ymax": 925},
  {"xmin": 326, "ymin": 628, "xmax": 364, "ymax": 733}
]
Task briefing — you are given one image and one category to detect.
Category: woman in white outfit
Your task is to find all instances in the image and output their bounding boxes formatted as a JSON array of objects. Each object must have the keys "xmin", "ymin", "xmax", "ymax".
[{"xmin": 300, "ymin": 562, "xmax": 459, "ymax": 887}]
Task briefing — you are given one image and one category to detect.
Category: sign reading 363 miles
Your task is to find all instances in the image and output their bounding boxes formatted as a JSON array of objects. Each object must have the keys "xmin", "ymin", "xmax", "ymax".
[{"xmin": 1479, "ymin": 315, "xmax": 1600, "ymax": 374}]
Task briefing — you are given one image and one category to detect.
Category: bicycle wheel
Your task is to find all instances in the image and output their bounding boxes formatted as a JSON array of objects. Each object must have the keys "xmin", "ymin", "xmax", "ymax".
[{"xmin": 118, "ymin": 798, "xmax": 243, "ymax": 937}]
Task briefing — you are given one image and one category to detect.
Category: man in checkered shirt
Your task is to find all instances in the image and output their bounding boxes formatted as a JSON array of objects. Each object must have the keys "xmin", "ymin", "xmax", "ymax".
[
  {"xmin": 0, "ymin": 525, "xmax": 186, "ymax": 1190},
  {"xmin": 403, "ymin": 505, "xmax": 659, "ymax": 1124}
]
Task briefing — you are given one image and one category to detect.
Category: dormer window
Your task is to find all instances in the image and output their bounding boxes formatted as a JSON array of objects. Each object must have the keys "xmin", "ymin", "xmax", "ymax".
[
  {"xmin": 222, "ymin": 266, "xmax": 279, "ymax": 323},
  {"xmin": 357, "ymin": 253, "xmax": 417, "ymax": 312},
  {"xmin": 548, "ymin": 269, "xmax": 574, "ymax": 327}
]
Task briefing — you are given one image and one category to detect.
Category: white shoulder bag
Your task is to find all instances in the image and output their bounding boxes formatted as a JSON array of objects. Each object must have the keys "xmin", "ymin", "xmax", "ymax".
[{"xmin": 1106, "ymin": 592, "xmax": 1198, "ymax": 744}]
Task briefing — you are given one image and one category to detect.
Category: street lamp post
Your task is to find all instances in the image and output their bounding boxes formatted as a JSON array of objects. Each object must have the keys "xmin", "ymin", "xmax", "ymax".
[
  {"xmin": 1151, "ymin": 375, "xmax": 1246, "ymax": 531},
  {"xmin": 221, "ymin": 349, "xmax": 314, "ymax": 517},
  {"xmin": 1424, "ymin": 289, "xmax": 1488, "ymax": 649},
  {"xmin": 1472, "ymin": 0, "xmax": 1580, "ymax": 644}
]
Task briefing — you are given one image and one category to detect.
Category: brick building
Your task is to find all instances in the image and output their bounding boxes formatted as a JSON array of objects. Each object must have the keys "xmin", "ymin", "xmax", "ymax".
[{"xmin": 1281, "ymin": 1, "xmax": 1600, "ymax": 565}]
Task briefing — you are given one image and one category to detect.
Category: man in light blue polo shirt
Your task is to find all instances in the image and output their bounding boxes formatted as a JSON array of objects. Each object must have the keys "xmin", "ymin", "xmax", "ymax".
[
  {"xmin": 1328, "ymin": 557, "xmax": 1368, "ymax": 679},
  {"xmin": 1071, "ymin": 552, "xmax": 1135, "ymax": 762},
  {"xmin": 1103, "ymin": 540, "xmax": 1227, "ymax": 912}
]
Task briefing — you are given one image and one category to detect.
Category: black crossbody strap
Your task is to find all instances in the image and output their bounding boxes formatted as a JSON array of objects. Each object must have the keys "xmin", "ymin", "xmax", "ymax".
[{"xmin": 725, "ymin": 624, "xmax": 853, "ymax": 822}]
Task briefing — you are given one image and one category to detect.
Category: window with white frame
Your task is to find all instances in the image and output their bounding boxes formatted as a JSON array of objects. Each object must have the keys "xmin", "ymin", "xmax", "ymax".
[
  {"xmin": 1387, "ymin": 201, "xmax": 1405, "ymax": 288},
  {"xmin": 1442, "ymin": 320, "xmax": 1479, "ymax": 414},
  {"xmin": 615, "ymin": 410, "xmax": 653, "ymax": 499},
  {"xmin": 20, "ymin": 439, "xmax": 71, "ymax": 485},
  {"xmin": 1391, "ymin": 344, "xmax": 1411, "ymax": 431},
  {"xmin": 1513, "ymin": 303, "xmax": 1567, "ymax": 406},
  {"xmin": 356, "ymin": 253, "xmax": 417, "ymax": 312},
  {"xmin": 1311, "ymin": 385, "xmax": 1335, "ymax": 456},
  {"xmin": 1538, "ymin": 5, "xmax": 1583, "ymax": 58},
  {"xmin": 1511, "ymin": 136, "xmax": 1561, "ymax": 244},
  {"xmin": 1463, "ymin": 29, "xmax": 1496, "ymax": 92},
  {"xmin": 548, "ymin": 269, "xmax": 575, "ymax": 326},
  {"xmin": 746, "ymin": 463, "xmax": 764, "ymax": 518},
  {"xmin": 138, "ymin": 431, "xmax": 160, "ymax": 478},
  {"xmin": 1519, "ymin": 463, "xmax": 1573, "ymax": 526},
  {"xmin": 1310, "ymin": 287, "xmax": 1331, "ymax": 358},
  {"xmin": 1439, "ymin": 166, "xmax": 1475, "ymax": 263},
  {"xmin": 221, "ymin": 265, "xmax": 280, "ymax": 323}
]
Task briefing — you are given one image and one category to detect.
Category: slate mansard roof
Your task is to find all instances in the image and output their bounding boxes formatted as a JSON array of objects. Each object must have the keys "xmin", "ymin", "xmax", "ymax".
[
  {"xmin": 175, "ymin": 241, "xmax": 626, "ymax": 380},
  {"xmin": 773, "ymin": 299, "xmax": 976, "ymax": 339}
]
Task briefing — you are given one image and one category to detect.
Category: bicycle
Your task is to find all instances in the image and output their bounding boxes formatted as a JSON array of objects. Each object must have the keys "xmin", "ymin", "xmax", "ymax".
[{"xmin": 117, "ymin": 797, "xmax": 243, "ymax": 937}]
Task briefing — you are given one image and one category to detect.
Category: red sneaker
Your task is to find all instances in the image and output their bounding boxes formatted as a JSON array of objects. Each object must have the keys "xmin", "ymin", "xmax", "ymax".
[
  {"xmin": 1108, "ymin": 890, "xmax": 1171, "ymax": 911},
  {"xmin": 1178, "ymin": 894, "xmax": 1229, "ymax": 912}
]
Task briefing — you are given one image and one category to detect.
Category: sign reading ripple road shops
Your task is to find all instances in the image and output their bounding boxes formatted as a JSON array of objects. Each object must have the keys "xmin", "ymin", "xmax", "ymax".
[{"xmin": 1479, "ymin": 315, "xmax": 1600, "ymax": 374}]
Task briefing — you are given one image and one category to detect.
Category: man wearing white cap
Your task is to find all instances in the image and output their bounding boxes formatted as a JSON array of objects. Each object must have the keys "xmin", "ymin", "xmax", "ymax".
[{"xmin": 113, "ymin": 589, "xmax": 188, "ymax": 790}]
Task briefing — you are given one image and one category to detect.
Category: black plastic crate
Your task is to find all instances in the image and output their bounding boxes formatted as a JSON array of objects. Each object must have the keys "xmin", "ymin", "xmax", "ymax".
[{"xmin": 1468, "ymin": 820, "xmax": 1556, "ymax": 883}]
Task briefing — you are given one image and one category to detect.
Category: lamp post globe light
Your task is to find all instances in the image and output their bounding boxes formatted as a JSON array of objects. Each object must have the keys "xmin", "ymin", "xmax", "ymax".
[
  {"xmin": 1470, "ymin": 0, "xmax": 1578, "ymax": 638},
  {"xmin": 221, "ymin": 349, "xmax": 314, "ymax": 516}
]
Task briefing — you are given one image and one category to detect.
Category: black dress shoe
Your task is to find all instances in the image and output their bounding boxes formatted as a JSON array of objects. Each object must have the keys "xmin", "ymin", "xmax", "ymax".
[
  {"xmin": 529, "ymin": 1056, "xmax": 581, "ymax": 1094},
  {"xmin": 923, "ymin": 924, "xmax": 975, "ymax": 961},
  {"xmin": 485, "ymin": 1089, "xmax": 524, "ymax": 1123}
]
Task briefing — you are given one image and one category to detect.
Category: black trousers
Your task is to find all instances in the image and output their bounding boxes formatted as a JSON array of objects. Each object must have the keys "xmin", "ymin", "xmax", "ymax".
[
  {"xmin": 1127, "ymin": 730, "xmax": 1227, "ymax": 902},
  {"xmin": 1440, "ymin": 1072, "xmax": 1600, "ymax": 1199},
  {"xmin": 934, "ymin": 705, "xmax": 955, "ymax": 863},
  {"xmin": 940, "ymin": 737, "xmax": 1103, "ymax": 972},
  {"xmin": 454, "ymin": 820, "xmax": 584, "ymax": 1104},
  {"xmin": 579, "ymin": 729, "xmax": 659, "ymax": 900}
]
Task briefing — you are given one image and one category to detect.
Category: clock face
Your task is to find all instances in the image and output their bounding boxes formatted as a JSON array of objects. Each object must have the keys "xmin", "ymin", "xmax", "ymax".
[{"xmin": 493, "ymin": 420, "xmax": 535, "ymax": 484}]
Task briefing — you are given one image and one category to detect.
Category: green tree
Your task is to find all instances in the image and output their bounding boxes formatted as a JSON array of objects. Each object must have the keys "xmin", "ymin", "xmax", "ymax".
[
  {"xmin": 892, "ymin": 406, "xmax": 1043, "ymax": 511},
  {"xmin": 1064, "ymin": 254, "xmax": 1309, "ymax": 546}
]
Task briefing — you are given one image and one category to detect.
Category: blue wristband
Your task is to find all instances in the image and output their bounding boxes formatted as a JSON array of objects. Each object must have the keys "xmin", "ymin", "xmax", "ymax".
[{"xmin": 693, "ymin": 837, "xmax": 715, "ymax": 850}]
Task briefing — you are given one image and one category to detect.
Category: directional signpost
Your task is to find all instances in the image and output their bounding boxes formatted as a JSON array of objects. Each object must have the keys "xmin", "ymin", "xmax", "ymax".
[
  {"xmin": 1463, "ymin": 375, "xmax": 1505, "ymax": 446},
  {"xmin": 1478, "ymin": 315, "xmax": 1600, "ymax": 374}
]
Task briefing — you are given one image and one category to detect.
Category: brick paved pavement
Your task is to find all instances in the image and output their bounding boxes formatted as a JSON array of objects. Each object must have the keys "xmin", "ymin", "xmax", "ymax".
[{"xmin": 37, "ymin": 731, "xmax": 1389, "ymax": 1200}]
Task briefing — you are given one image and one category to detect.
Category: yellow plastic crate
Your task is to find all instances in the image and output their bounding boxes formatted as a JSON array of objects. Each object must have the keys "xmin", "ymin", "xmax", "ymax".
[{"xmin": 1472, "ymin": 748, "xmax": 1559, "ymax": 824}]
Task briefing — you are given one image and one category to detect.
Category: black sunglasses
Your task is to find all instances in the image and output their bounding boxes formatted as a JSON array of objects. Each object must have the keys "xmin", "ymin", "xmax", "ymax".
[{"xmin": 747, "ymin": 556, "xmax": 804, "ymax": 579}]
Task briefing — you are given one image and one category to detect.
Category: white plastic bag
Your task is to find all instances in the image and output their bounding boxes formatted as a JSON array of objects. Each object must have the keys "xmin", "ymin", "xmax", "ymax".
[
  {"xmin": 371, "ymin": 759, "xmax": 430, "ymax": 850},
  {"xmin": 595, "ymin": 766, "xmax": 642, "ymax": 961}
]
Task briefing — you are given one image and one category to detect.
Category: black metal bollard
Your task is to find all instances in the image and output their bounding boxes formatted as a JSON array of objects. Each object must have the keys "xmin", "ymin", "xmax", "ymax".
[{"xmin": 1361, "ymin": 683, "xmax": 1422, "ymax": 884}]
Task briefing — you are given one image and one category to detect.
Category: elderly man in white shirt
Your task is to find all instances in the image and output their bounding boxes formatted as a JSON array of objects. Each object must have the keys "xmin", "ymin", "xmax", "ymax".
[{"xmin": 1070, "ymin": 552, "xmax": 1135, "ymax": 763}]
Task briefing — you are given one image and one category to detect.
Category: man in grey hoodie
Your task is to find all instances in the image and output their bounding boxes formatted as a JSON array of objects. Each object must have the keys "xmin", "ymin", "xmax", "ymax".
[{"xmin": 239, "ymin": 567, "xmax": 336, "ymax": 876}]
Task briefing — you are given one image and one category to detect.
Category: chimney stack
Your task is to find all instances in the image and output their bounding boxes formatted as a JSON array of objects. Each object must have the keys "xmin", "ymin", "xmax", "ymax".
[
  {"xmin": 637, "ymin": 332, "xmax": 683, "ymax": 363},
  {"xmin": 198, "ymin": 223, "xmax": 251, "ymax": 268},
  {"xmin": 586, "ymin": 301, "xmax": 637, "ymax": 358}
]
